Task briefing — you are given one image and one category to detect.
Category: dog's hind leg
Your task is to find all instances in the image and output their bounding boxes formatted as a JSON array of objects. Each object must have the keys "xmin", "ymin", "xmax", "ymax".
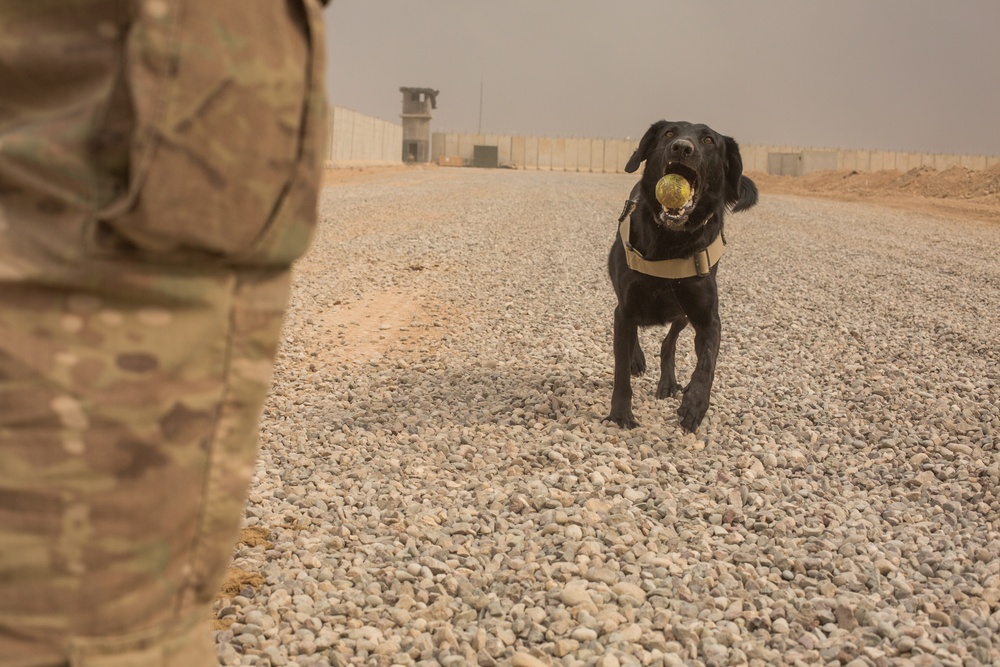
[
  {"xmin": 656, "ymin": 317, "xmax": 688, "ymax": 399},
  {"xmin": 630, "ymin": 330, "xmax": 646, "ymax": 376}
]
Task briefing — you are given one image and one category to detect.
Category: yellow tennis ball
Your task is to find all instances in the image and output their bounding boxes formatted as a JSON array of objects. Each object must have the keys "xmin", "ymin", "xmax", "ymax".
[{"xmin": 656, "ymin": 174, "xmax": 693, "ymax": 209}]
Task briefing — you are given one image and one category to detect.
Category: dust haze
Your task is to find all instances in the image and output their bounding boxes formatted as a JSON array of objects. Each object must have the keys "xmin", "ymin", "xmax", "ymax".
[{"xmin": 324, "ymin": 0, "xmax": 1000, "ymax": 156}]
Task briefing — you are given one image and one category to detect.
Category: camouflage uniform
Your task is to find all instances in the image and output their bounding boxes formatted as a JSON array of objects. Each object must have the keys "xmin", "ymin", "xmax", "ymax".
[{"xmin": 0, "ymin": 1, "xmax": 327, "ymax": 665}]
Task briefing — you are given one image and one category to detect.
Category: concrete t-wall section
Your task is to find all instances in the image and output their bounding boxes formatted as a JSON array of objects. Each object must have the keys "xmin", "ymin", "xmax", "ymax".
[
  {"xmin": 326, "ymin": 106, "xmax": 403, "ymax": 167},
  {"xmin": 803, "ymin": 151, "xmax": 839, "ymax": 174},
  {"xmin": 431, "ymin": 132, "xmax": 641, "ymax": 173},
  {"xmin": 749, "ymin": 145, "xmax": 1000, "ymax": 175}
]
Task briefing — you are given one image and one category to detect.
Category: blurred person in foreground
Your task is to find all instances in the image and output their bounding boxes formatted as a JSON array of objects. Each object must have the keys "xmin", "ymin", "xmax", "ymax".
[{"xmin": 0, "ymin": 1, "xmax": 329, "ymax": 665}]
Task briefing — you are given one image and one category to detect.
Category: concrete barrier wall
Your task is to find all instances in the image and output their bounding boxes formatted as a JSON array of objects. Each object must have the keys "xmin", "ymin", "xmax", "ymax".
[
  {"xmin": 431, "ymin": 131, "xmax": 1000, "ymax": 174},
  {"xmin": 326, "ymin": 112, "xmax": 1000, "ymax": 172},
  {"xmin": 431, "ymin": 132, "xmax": 641, "ymax": 173},
  {"xmin": 743, "ymin": 144, "xmax": 1000, "ymax": 175},
  {"xmin": 327, "ymin": 106, "xmax": 403, "ymax": 167}
]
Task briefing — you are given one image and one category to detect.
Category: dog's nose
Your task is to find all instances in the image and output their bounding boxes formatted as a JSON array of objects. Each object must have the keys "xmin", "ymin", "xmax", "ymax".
[{"xmin": 670, "ymin": 138, "xmax": 695, "ymax": 158}]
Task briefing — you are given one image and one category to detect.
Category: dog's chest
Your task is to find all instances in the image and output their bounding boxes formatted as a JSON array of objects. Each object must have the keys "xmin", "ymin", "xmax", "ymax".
[{"xmin": 623, "ymin": 280, "xmax": 686, "ymax": 326}]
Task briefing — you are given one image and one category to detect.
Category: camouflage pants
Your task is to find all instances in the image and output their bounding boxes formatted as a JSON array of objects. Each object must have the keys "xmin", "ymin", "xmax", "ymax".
[{"xmin": 0, "ymin": 1, "xmax": 327, "ymax": 665}]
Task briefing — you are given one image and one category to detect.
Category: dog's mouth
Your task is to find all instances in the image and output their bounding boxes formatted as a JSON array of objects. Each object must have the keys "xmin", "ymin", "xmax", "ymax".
[{"xmin": 655, "ymin": 164, "xmax": 699, "ymax": 230}]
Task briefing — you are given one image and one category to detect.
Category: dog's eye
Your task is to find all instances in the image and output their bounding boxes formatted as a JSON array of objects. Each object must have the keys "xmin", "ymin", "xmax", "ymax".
[
  {"xmin": 702, "ymin": 136, "xmax": 715, "ymax": 145},
  {"xmin": 665, "ymin": 130, "xmax": 675, "ymax": 138}
]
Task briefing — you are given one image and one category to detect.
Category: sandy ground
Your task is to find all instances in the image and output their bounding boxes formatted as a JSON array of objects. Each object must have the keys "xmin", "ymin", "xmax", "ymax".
[
  {"xmin": 212, "ymin": 164, "xmax": 1000, "ymax": 665},
  {"xmin": 295, "ymin": 162, "xmax": 1000, "ymax": 396},
  {"xmin": 223, "ymin": 160, "xmax": 1000, "ymax": 597}
]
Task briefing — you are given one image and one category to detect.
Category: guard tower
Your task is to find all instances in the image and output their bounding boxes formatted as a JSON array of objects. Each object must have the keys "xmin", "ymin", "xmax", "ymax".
[{"xmin": 399, "ymin": 87, "xmax": 439, "ymax": 163}]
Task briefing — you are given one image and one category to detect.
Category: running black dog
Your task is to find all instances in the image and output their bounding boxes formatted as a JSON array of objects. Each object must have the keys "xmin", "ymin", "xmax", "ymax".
[{"xmin": 606, "ymin": 120, "xmax": 758, "ymax": 431}]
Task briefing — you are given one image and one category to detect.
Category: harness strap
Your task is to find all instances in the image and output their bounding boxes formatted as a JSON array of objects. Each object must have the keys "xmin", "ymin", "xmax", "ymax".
[{"xmin": 619, "ymin": 213, "xmax": 725, "ymax": 279}]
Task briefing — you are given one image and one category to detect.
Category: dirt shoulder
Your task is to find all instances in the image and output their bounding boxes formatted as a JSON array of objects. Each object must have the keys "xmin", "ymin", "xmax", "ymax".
[
  {"xmin": 321, "ymin": 164, "xmax": 413, "ymax": 187},
  {"xmin": 748, "ymin": 165, "xmax": 1000, "ymax": 225}
]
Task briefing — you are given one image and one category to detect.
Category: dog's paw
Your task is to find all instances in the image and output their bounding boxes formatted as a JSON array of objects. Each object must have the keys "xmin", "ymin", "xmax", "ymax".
[
  {"xmin": 630, "ymin": 351, "xmax": 647, "ymax": 376},
  {"xmin": 605, "ymin": 413, "xmax": 640, "ymax": 430},
  {"xmin": 656, "ymin": 379, "xmax": 682, "ymax": 399},
  {"xmin": 677, "ymin": 391, "xmax": 709, "ymax": 433}
]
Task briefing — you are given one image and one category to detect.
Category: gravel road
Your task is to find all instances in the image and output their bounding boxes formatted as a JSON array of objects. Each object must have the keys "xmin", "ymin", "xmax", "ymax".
[{"xmin": 214, "ymin": 167, "xmax": 1000, "ymax": 667}]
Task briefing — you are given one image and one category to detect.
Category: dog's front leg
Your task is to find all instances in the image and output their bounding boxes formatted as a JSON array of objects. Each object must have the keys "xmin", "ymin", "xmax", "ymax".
[
  {"xmin": 677, "ymin": 309, "xmax": 721, "ymax": 433},
  {"xmin": 607, "ymin": 304, "xmax": 640, "ymax": 429}
]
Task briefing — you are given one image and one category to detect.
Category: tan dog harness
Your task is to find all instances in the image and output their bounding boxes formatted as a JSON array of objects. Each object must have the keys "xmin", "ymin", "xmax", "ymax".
[{"xmin": 617, "ymin": 195, "xmax": 725, "ymax": 279}]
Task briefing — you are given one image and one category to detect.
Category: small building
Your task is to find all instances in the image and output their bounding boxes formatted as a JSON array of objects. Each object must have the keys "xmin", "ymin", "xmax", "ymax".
[{"xmin": 399, "ymin": 87, "xmax": 439, "ymax": 163}]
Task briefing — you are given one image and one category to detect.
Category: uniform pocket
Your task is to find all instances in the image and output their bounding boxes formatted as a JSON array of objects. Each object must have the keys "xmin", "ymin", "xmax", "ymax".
[{"xmin": 97, "ymin": 0, "xmax": 327, "ymax": 267}]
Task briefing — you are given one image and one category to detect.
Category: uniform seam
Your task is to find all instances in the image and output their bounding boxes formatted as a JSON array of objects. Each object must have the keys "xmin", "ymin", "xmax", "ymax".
[{"xmin": 172, "ymin": 271, "xmax": 240, "ymax": 619}]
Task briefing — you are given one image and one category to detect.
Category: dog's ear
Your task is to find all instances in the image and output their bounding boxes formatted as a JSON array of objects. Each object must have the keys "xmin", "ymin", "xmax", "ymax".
[
  {"xmin": 624, "ymin": 120, "xmax": 666, "ymax": 173},
  {"xmin": 724, "ymin": 136, "xmax": 759, "ymax": 212},
  {"xmin": 730, "ymin": 176, "xmax": 759, "ymax": 212}
]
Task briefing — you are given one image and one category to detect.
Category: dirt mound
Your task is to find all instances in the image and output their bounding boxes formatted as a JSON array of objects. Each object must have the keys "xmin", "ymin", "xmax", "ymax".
[{"xmin": 749, "ymin": 164, "xmax": 1000, "ymax": 224}]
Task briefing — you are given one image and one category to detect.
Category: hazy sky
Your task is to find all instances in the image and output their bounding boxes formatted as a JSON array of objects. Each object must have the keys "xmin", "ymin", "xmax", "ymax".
[{"xmin": 323, "ymin": 1, "xmax": 1000, "ymax": 156}]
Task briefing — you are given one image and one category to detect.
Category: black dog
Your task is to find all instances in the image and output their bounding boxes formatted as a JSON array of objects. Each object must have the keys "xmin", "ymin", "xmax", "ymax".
[{"xmin": 606, "ymin": 120, "xmax": 758, "ymax": 431}]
